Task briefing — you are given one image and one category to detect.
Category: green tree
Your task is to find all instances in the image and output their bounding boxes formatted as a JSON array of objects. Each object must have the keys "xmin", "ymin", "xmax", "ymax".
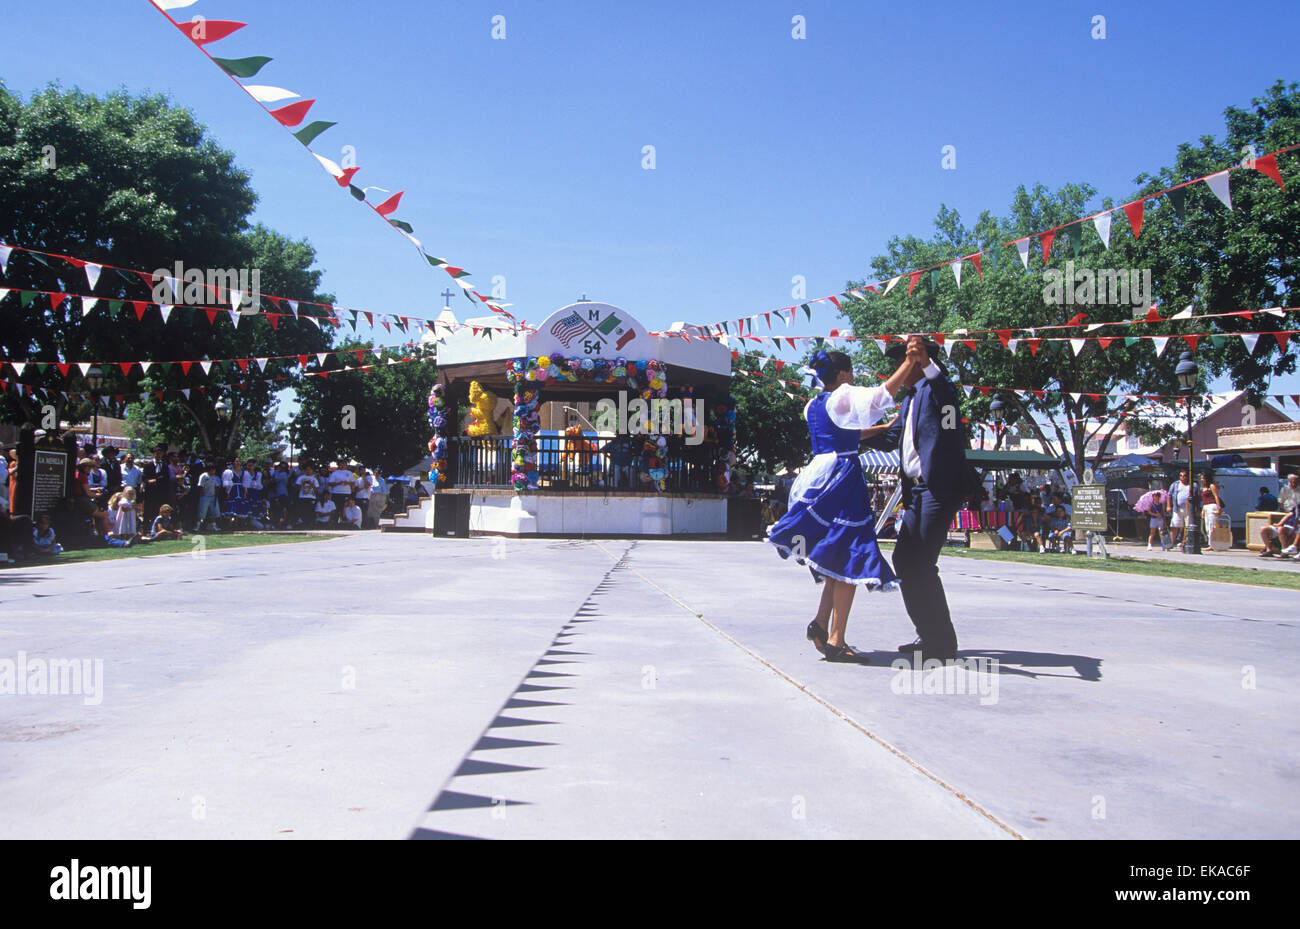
[
  {"xmin": 0, "ymin": 84, "xmax": 334, "ymax": 449},
  {"xmin": 843, "ymin": 80, "xmax": 1299, "ymax": 476},
  {"xmin": 730, "ymin": 354, "xmax": 811, "ymax": 473},
  {"xmin": 293, "ymin": 338, "xmax": 438, "ymax": 475}
]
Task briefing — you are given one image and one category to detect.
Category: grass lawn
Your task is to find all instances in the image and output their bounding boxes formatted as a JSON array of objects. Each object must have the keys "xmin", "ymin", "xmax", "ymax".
[
  {"xmin": 876, "ymin": 541, "xmax": 1300, "ymax": 592},
  {"xmin": 4, "ymin": 533, "xmax": 338, "ymax": 567}
]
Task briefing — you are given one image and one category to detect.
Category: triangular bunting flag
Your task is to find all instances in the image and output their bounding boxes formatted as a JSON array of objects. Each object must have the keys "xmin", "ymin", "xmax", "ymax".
[
  {"xmin": 1240, "ymin": 333, "xmax": 1259, "ymax": 354},
  {"xmin": 81, "ymin": 297, "xmax": 99, "ymax": 317},
  {"xmin": 950, "ymin": 259, "xmax": 963, "ymax": 287},
  {"xmin": 1203, "ymin": 171, "xmax": 1232, "ymax": 210},
  {"xmin": 1122, "ymin": 200, "xmax": 1145, "ymax": 238},
  {"xmin": 1167, "ymin": 186, "xmax": 1186, "ymax": 218},
  {"xmin": 1093, "ymin": 212, "xmax": 1113, "ymax": 248},
  {"xmin": 1039, "ymin": 230, "xmax": 1056, "ymax": 264},
  {"xmin": 1015, "ymin": 239, "xmax": 1031, "ymax": 270},
  {"xmin": 1249, "ymin": 153, "xmax": 1286, "ymax": 190},
  {"xmin": 1151, "ymin": 336, "xmax": 1170, "ymax": 357}
]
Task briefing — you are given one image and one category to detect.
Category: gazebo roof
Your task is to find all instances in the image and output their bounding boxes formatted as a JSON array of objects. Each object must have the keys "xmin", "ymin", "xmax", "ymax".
[{"xmin": 435, "ymin": 301, "xmax": 731, "ymax": 390}]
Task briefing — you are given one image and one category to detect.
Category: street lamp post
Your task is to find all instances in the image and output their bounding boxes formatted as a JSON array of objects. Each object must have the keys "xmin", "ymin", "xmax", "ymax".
[
  {"xmin": 1175, "ymin": 352, "xmax": 1201, "ymax": 555},
  {"xmin": 85, "ymin": 365, "xmax": 104, "ymax": 450},
  {"xmin": 989, "ymin": 396, "xmax": 1005, "ymax": 450},
  {"xmin": 215, "ymin": 399, "xmax": 231, "ymax": 460}
]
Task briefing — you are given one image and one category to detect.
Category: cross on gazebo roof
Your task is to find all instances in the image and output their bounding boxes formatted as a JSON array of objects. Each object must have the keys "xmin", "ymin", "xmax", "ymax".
[{"xmin": 441, "ymin": 288, "xmax": 455, "ymax": 307}]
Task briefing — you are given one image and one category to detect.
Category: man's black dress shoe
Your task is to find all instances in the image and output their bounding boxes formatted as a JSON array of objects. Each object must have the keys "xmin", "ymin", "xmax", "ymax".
[{"xmin": 898, "ymin": 638, "xmax": 957, "ymax": 661}]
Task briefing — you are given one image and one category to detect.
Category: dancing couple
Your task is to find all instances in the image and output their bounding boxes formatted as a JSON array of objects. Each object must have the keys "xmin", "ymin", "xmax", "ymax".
[{"xmin": 767, "ymin": 335, "xmax": 974, "ymax": 664}]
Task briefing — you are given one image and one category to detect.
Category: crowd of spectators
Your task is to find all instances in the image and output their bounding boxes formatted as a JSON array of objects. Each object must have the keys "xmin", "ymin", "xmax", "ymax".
[{"xmin": 0, "ymin": 441, "xmax": 393, "ymax": 563}]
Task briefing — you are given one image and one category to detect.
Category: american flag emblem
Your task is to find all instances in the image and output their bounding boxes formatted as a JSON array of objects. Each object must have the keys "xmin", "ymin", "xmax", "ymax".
[{"xmin": 550, "ymin": 311, "xmax": 588, "ymax": 347}]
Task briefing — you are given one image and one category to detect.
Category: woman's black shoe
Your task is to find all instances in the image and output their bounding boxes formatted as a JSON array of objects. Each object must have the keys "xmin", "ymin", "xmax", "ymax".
[
  {"xmin": 824, "ymin": 642, "xmax": 870, "ymax": 664},
  {"xmin": 806, "ymin": 620, "xmax": 828, "ymax": 656}
]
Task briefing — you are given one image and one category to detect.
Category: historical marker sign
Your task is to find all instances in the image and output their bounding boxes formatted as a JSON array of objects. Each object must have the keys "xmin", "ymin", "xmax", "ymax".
[
  {"xmin": 31, "ymin": 449, "xmax": 68, "ymax": 518},
  {"xmin": 1071, "ymin": 483, "xmax": 1108, "ymax": 533}
]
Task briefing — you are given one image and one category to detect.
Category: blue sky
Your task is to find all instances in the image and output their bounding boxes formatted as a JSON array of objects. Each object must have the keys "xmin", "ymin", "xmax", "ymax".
[{"xmin": 3, "ymin": 0, "xmax": 1298, "ymax": 411}]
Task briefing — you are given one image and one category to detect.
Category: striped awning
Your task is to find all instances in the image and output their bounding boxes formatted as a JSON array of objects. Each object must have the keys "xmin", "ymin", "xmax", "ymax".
[{"xmin": 860, "ymin": 449, "xmax": 900, "ymax": 474}]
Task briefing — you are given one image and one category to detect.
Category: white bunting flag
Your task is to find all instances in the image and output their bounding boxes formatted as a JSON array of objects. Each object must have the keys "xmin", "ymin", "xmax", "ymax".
[
  {"xmin": 1151, "ymin": 336, "xmax": 1170, "ymax": 357},
  {"xmin": 0, "ymin": 289, "xmax": 8, "ymax": 302},
  {"xmin": 875, "ymin": 339, "xmax": 888, "ymax": 355},
  {"xmin": 159, "ymin": 304, "xmax": 174, "ymax": 323},
  {"xmin": 152, "ymin": 0, "xmax": 200, "ymax": 9},
  {"xmin": 229, "ymin": 310, "xmax": 240, "ymax": 328},
  {"xmin": 883, "ymin": 276, "xmax": 901, "ymax": 296},
  {"xmin": 244, "ymin": 85, "xmax": 300, "ymax": 103},
  {"xmin": 12, "ymin": 362, "xmax": 25, "ymax": 376},
  {"xmin": 317, "ymin": 353, "xmax": 329, "ymax": 366},
  {"xmin": 0, "ymin": 245, "xmax": 11, "ymax": 275},
  {"xmin": 287, "ymin": 300, "xmax": 299, "ymax": 317},
  {"xmin": 81, "ymin": 297, "xmax": 99, "ymax": 317},
  {"xmin": 140, "ymin": 362, "xmax": 152, "ymax": 373},
  {"xmin": 84, "ymin": 263, "xmax": 102, "ymax": 289},
  {"xmin": 1240, "ymin": 333, "xmax": 1260, "ymax": 353},
  {"xmin": 1016, "ymin": 239, "xmax": 1031, "ymax": 270},
  {"xmin": 1071, "ymin": 339, "xmax": 1087, "ymax": 356},
  {"xmin": 181, "ymin": 388, "xmax": 191, "ymax": 399},
  {"xmin": 950, "ymin": 259, "xmax": 963, "ymax": 287},
  {"xmin": 77, "ymin": 362, "xmax": 92, "ymax": 376},
  {"xmin": 199, "ymin": 361, "xmax": 213, "ymax": 375},
  {"xmin": 1006, "ymin": 339, "xmax": 1019, "ymax": 353},
  {"xmin": 256, "ymin": 358, "xmax": 269, "ymax": 372},
  {"xmin": 229, "ymin": 289, "xmax": 243, "ymax": 310},
  {"xmin": 1093, "ymin": 212, "xmax": 1113, "ymax": 249},
  {"xmin": 1170, "ymin": 305, "xmax": 1194, "ymax": 320},
  {"xmin": 1204, "ymin": 171, "xmax": 1232, "ymax": 210},
  {"xmin": 312, "ymin": 153, "xmax": 345, "ymax": 181}
]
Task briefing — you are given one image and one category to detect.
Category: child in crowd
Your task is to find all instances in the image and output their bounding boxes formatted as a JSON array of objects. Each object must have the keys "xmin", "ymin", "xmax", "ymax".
[
  {"xmin": 314, "ymin": 495, "xmax": 337, "ymax": 526},
  {"xmin": 1146, "ymin": 491, "xmax": 1169, "ymax": 551},
  {"xmin": 150, "ymin": 504, "xmax": 184, "ymax": 541},
  {"xmin": 341, "ymin": 496, "xmax": 363, "ymax": 530},
  {"xmin": 32, "ymin": 514, "xmax": 63, "ymax": 556}
]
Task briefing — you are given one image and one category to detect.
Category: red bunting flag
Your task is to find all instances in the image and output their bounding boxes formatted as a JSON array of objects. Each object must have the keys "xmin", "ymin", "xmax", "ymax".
[
  {"xmin": 1122, "ymin": 200, "xmax": 1145, "ymax": 238},
  {"xmin": 1250, "ymin": 154, "xmax": 1286, "ymax": 190},
  {"xmin": 1026, "ymin": 339, "xmax": 1041, "ymax": 356},
  {"xmin": 49, "ymin": 293, "xmax": 67, "ymax": 311},
  {"xmin": 204, "ymin": 309, "xmax": 219, "ymax": 325},
  {"xmin": 55, "ymin": 363, "xmax": 71, "ymax": 377},
  {"xmin": 118, "ymin": 362, "xmax": 133, "ymax": 376},
  {"xmin": 970, "ymin": 253, "xmax": 982, "ymax": 280},
  {"xmin": 907, "ymin": 270, "xmax": 922, "ymax": 296},
  {"xmin": 995, "ymin": 330, "xmax": 1014, "ymax": 348},
  {"xmin": 179, "ymin": 361, "xmax": 194, "ymax": 375},
  {"xmin": 269, "ymin": 99, "xmax": 316, "ymax": 127},
  {"xmin": 132, "ymin": 301, "xmax": 149, "ymax": 320},
  {"xmin": 1098, "ymin": 337, "xmax": 1115, "ymax": 350},
  {"xmin": 177, "ymin": 18, "xmax": 247, "ymax": 45},
  {"xmin": 1040, "ymin": 230, "xmax": 1056, "ymax": 264},
  {"xmin": 1277, "ymin": 332, "xmax": 1290, "ymax": 352},
  {"xmin": 374, "ymin": 191, "xmax": 404, "ymax": 217}
]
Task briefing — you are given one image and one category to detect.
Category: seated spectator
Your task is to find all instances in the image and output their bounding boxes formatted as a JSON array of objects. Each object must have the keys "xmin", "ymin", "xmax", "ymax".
[
  {"xmin": 74, "ymin": 460, "xmax": 113, "ymax": 536},
  {"xmin": 150, "ymin": 504, "xmax": 184, "ymax": 541},
  {"xmin": 31, "ymin": 514, "xmax": 63, "ymax": 556},
  {"xmin": 341, "ymin": 496, "xmax": 363, "ymax": 530},
  {"xmin": 1046, "ymin": 505, "xmax": 1075, "ymax": 553},
  {"xmin": 1259, "ymin": 499, "xmax": 1297, "ymax": 558},
  {"xmin": 315, "ymin": 495, "xmax": 337, "ymax": 526},
  {"xmin": 1017, "ymin": 503, "xmax": 1045, "ymax": 551},
  {"xmin": 1256, "ymin": 485, "xmax": 1280, "ymax": 511}
]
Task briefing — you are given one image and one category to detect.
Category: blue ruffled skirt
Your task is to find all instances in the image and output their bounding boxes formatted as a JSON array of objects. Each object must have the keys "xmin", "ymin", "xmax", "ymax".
[{"xmin": 767, "ymin": 452, "xmax": 898, "ymax": 589}]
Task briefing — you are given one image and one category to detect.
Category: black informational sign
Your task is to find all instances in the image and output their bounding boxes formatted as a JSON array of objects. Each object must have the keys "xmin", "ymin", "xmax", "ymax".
[
  {"xmin": 31, "ymin": 449, "xmax": 68, "ymax": 518},
  {"xmin": 1071, "ymin": 483, "xmax": 1108, "ymax": 533}
]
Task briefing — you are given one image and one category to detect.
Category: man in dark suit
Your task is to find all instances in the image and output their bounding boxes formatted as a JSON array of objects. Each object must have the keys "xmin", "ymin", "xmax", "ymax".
[
  {"xmin": 863, "ymin": 335, "xmax": 976, "ymax": 660},
  {"xmin": 141, "ymin": 444, "xmax": 173, "ymax": 529}
]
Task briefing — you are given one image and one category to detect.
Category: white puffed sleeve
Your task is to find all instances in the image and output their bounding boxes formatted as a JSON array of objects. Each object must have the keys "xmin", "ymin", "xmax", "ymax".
[{"xmin": 825, "ymin": 383, "xmax": 894, "ymax": 430}]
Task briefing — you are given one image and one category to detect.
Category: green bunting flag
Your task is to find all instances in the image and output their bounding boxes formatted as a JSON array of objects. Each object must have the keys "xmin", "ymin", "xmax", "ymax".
[
  {"xmin": 802, "ymin": 304, "xmax": 812, "ymax": 321},
  {"xmin": 1209, "ymin": 334, "xmax": 1227, "ymax": 348},
  {"xmin": 1167, "ymin": 186, "xmax": 1186, "ymax": 219},
  {"xmin": 1124, "ymin": 336, "xmax": 1139, "ymax": 348},
  {"xmin": 213, "ymin": 55, "xmax": 273, "ymax": 78},
  {"xmin": 293, "ymin": 121, "xmax": 336, "ymax": 146},
  {"xmin": 1066, "ymin": 222, "xmax": 1082, "ymax": 258},
  {"xmin": 930, "ymin": 268, "xmax": 940, "ymax": 292},
  {"xmin": 20, "ymin": 291, "xmax": 35, "ymax": 308}
]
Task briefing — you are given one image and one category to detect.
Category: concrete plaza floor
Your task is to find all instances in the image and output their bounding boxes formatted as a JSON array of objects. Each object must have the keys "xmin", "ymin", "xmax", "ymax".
[{"xmin": 1, "ymin": 533, "xmax": 1295, "ymax": 840}]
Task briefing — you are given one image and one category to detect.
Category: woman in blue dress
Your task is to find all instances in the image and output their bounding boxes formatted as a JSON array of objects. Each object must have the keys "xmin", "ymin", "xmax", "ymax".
[{"xmin": 767, "ymin": 350, "xmax": 916, "ymax": 663}]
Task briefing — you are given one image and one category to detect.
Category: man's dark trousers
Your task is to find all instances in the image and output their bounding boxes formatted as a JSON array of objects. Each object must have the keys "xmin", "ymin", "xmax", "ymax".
[{"xmin": 893, "ymin": 478, "xmax": 960, "ymax": 654}]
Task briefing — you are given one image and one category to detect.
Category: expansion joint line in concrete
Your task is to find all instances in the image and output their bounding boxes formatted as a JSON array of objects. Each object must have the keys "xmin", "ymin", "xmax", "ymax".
[{"xmin": 592, "ymin": 541, "xmax": 1026, "ymax": 841}]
